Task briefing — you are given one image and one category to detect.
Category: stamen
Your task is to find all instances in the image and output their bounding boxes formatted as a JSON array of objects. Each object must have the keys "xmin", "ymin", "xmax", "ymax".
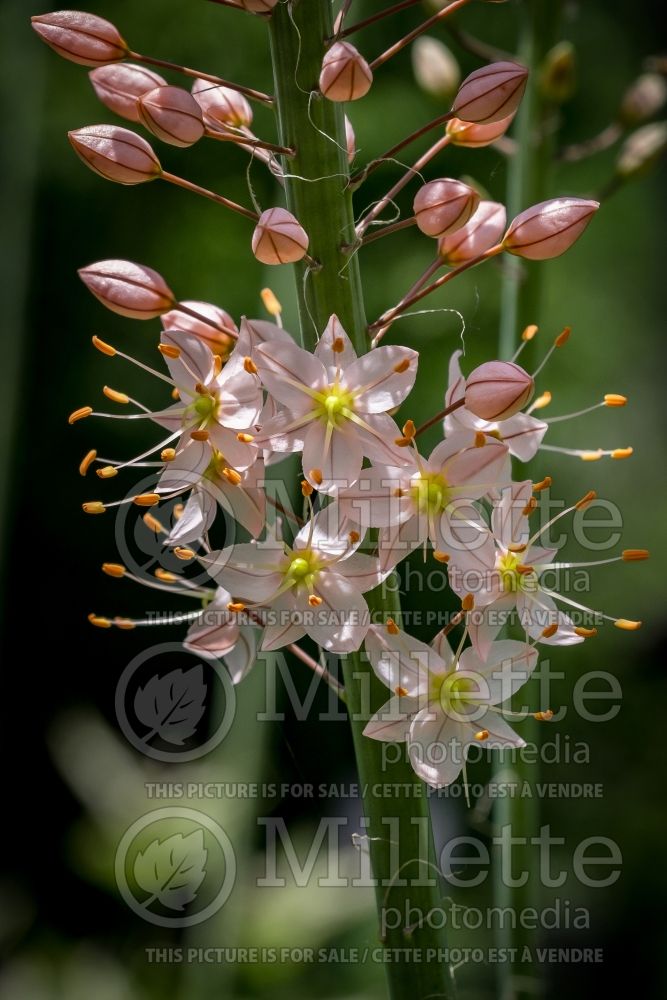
[
  {"xmin": 309, "ymin": 468, "xmax": 323, "ymax": 486},
  {"xmin": 190, "ymin": 429, "xmax": 210, "ymax": 441},
  {"xmin": 308, "ymin": 594, "xmax": 323, "ymax": 606},
  {"xmin": 103, "ymin": 386, "xmax": 129, "ymax": 404},
  {"xmin": 332, "ymin": 337, "xmax": 345, "ymax": 353},
  {"xmin": 575, "ymin": 490, "xmax": 596, "ymax": 510},
  {"xmin": 531, "ymin": 327, "xmax": 571, "ymax": 379},
  {"xmin": 88, "ymin": 613, "xmax": 111, "ymax": 628},
  {"xmin": 133, "ymin": 493, "xmax": 160, "ymax": 507},
  {"xmin": 228, "ymin": 601, "xmax": 246, "ymax": 612},
  {"xmin": 604, "ymin": 394, "xmax": 627, "ymax": 407},
  {"xmin": 92, "ymin": 335, "xmax": 116, "ymax": 356},
  {"xmin": 79, "ymin": 449, "xmax": 97, "ymax": 476},
  {"xmin": 527, "ymin": 390, "xmax": 552, "ymax": 412},
  {"xmin": 143, "ymin": 512, "xmax": 166, "ymax": 533},
  {"xmin": 622, "ymin": 549, "xmax": 649, "ymax": 561},
  {"xmin": 222, "ymin": 467, "xmax": 242, "ymax": 485},
  {"xmin": 69, "ymin": 406, "xmax": 92, "ymax": 424},
  {"xmin": 174, "ymin": 503, "xmax": 185, "ymax": 519},
  {"xmin": 158, "ymin": 343, "xmax": 181, "ymax": 359},
  {"xmin": 541, "ymin": 623, "xmax": 558, "ymax": 639},
  {"xmin": 386, "ymin": 618, "xmax": 399, "ymax": 635},
  {"xmin": 301, "ymin": 479, "xmax": 313, "ymax": 497},
  {"xmin": 533, "ymin": 710, "xmax": 553, "ymax": 721},
  {"xmin": 393, "ymin": 358, "xmax": 410, "ymax": 373},
  {"xmin": 348, "ymin": 530, "xmax": 360, "ymax": 544},
  {"xmin": 574, "ymin": 626, "xmax": 597, "ymax": 637},
  {"xmin": 395, "ymin": 685, "xmax": 408, "ymax": 697},
  {"xmin": 614, "ymin": 619, "xmax": 642, "ymax": 631},
  {"xmin": 523, "ymin": 324, "xmax": 538, "ymax": 341},
  {"xmin": 474, "ymin": 730, "xmax": 489, "ymax": 741},
  {"xmin": 474, "ymin": 432, "xmax": 486, "ymax": 447},
  {"xmin": 174, "ymin": 547, "xmax": 196, "ymax": 560},
  {"xmin": 395, "ymin": 436, "xmax": 412, "ymax": 447},
  {"xmin": 612, "ymin": 447, "xmax": 633, "ymax": 459},
  {"xmin": 244, "ymin": 356, "xmax": 258, "ymax": 374},
  {"xmin": 96, "ymin": 465, "xmax": 118, "ymax": 479},
  {"xmin": 161, "ymin": 448, "xmax": 176, "ymax": 461},
  {"xmin": 82, "ymin": 501, "xmax": 106, "ymax": 514},
  {"xmin": 155, "ymin": 568, "xmax": 178, "ymax": 582},
  {"xmin": 461, "ymin": 593, "xmax": 474, "ymax": 612},
  {"xmin": 507, "ymin": 542, "xmax": 527, "ymax": 553},
  {"xmin": 102, "ymin": 562, "xmax": 126, "ymax": 577},
  {"xmin": 402, "ymin": 419, "xmax": 416, "ymax": 439},
  {"xmin": 433, "ymin": 550, "xmax": 450, "ymax": 563},
  {"xmin": 114, "ymin": 617, "xmax": 136, "ymax": 630},
  {"xmin": 522, "ymin": 497, "xmax": 537, "ymax": 516},
  {"xmin": 237, "ymin": 432, "xmax": 254, "ymax": 443},
  {"xmin": 261, "ymin": 287, "xmax": 282, "ymax": 318}
]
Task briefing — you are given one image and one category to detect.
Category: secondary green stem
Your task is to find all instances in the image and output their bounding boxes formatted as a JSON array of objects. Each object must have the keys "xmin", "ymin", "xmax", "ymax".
[
  {"xmin": 496, "ymin": 4, "xmax": 562, "ymax": 998},
  {"xmin": 269, "ymin": 4, "xmax": 455, "ymax": 998}
]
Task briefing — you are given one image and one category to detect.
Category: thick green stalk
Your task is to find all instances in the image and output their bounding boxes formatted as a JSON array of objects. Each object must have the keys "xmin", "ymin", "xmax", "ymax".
[
  {"xmin": 269, "ymin": 5, "xmax": 455, "ymax": 998},
  {"xmin": 495, "ymin": 4, "xmax": 561, "ymax": 998}
]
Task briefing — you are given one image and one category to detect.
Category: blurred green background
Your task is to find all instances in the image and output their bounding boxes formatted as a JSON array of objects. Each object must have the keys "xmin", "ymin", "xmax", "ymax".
[{"xmin": 1, "ymin": 0, "xmax": 665, "ymax": 997}]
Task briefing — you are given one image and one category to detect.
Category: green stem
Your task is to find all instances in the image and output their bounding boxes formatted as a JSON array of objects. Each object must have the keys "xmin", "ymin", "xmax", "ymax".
[
  {"xmin": 496, "ymin": 4, "xmax": 561, "ymax": 998},
  {"xmin": 269, "ymin": 4, "xmax": 455, "ymax": 998}
]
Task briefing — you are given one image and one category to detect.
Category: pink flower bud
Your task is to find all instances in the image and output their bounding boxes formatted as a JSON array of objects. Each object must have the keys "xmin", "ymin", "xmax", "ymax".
[
  {"xmin": 162, "ymin": 301, "xmax": 238, "ymax": 354},
  {"xmin": 503, "ymin": 197, "xmax": 599, "ymax": 260},
  {"xmin": 319, "ymin": 42, "xmax": 373, "ymax": 103},
  {"xmin": 89, "ymin": 64, "xmax": 167, "ymax": 123},
  {"xmin": 452, "ymin": 61, "xmax": 528, "ymax": 124},
  {"xmin": 413, "ymin": 178, "xmax": 480, "ymax": 238},
  {"xmin": 345, "ymin": 115, "xmax": 356, "ymax": 164},
  {"xmin": 191, "ymin": 79, "xmax": 253, "ymax": 130},
  {"xmin": 31, "ymin": 10, "xmax": 128, "ymax": 67},
  {"xmin": 252, "ymin": 208, "xmax": 309, "ymax": 265},
  {"xmin": 237, "ymin": 0, "xmax": 279, "ymax": 10},
  {"xmin": 137, "ymin": 86, "xmax": 205, "ymax": 148},
  {"xmin": 465, "ymin": 361, "xmax": 534, "ymax": 421},
  {"xmin": 446, "ymin": 113, "xmax": 515, "ymax": 148},
  {"xmin": 68, "ymin": 125, "xmax": 162, "ymax": 185},
  {"xmin": 79, "ymin": 260, "xmax": 175, "ymax": 319},
  {"xmin": 438, "ymin": 201, "xmax": 506, "ymax": 264}
]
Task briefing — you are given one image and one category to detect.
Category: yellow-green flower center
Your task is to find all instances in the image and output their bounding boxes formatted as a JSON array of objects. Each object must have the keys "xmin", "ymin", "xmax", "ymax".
[
  {"xmin": 283, "ymin": 549, "xmax": 322, "ymax": 591},
  {"xmin": 431, "ymin": 671, "xmax": 479, "ymax": 713},
  {"xmin": 313, "ymin": 383, "xmax": 355, "ymax": 427},
  {"xmin": 411, "ymin": 472, "xmax": 450, "ymax": 514},
  {"xmin": 188, "ymin": 393, "xmax": 218, "ymax": 423},
  {"xmin": 498, "ymin": 552, "xmax": 521, "ymax": 592}
]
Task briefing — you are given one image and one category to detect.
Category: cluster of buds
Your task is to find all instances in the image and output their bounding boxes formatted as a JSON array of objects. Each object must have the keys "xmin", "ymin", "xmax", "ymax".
[{"xmin": 36, "ymin": 5, "xmax": 647, "ymax": 794}]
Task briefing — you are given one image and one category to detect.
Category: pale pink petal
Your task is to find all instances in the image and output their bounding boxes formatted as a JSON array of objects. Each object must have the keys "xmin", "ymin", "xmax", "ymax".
[
  {"xmin": 294, "ymin": 502, "xmax": 362, "ymax": 559},
  {"xmin": 444, "ymin": 350, "xmax": 486, "ymax": 435},
  {"xmin": 314, "ymin": 314, "xmax": 357, "ymax": 372},
  {"xmin": 167, "ymin": 488, "xmax": 216, "ymax": 545},
  {"xmin": 151, "ymin": 402, "xmax": 187, "ymax": 432},
  {"xmin": 338, "ymin": 464, "xmax": 415, "ymax": 528},
  {"xmin": 255, "ymin": 340, "xmax": 326, "ymax": 414},
  {"xmin": 216, "ymin": 370, "xmax": 262, "ymax": 429},
  {"xmin": 459, "ymin": 639, "xmax": 538, "ymax": 703},
  {"xmin": 408, "ymin": 708, "xmax": 469, "ymax": 787},
  {"xmin": 378, "ymin": 516, "xmax": 426, "ymax": 574},
  {"xmin": 429, "ymin": 629, "xmax": 456, "ymax": 667},
  {"xmin": 465, "ymin": 708, "xmax": 525, "ymax": 749},
  {"xmin": 206, "ymin": 544, "xmax": 282, "ymax": 601},
  {"xmin": 516, "ymin": 590, "xmax": 584, "ymax": 646},
  {"xmin": 156, "ymin": 438, "xmax": 210, "ymax": 493},
  {"xmin": 302, "ymin": 420, "xmax": 363, "ymax": 493},
  {"xmin": 363, "ymin": 695, "xmax": 422, "ymax": 742},
  {"xmin": 206, "ymin": 423, "xmax": 258, "ymax": 472},
  {"xmin": 239, "ymin": 316, "xmax": 295, "ymax": 353},
  {"xmin": 352, "ymin": 412, "xmax": 415, "ymax": 466},
  {"xmin": 467, "ymin": 593, "xmax": 515, "ymax": 661},
  {"xmin": 253, "ymin": 408, "xmax": 310, "ymax": 454},
  {"xmin": 307, "ymin": 571, "xmax": 370, "ymax": 652},
  {"xmin": 184, "ymin": 594, "xmax": 239, "ymax": 660},
  {"xmin": 161, "ymin": 329, "xmax": 215, "ymax": 391},
  {"xmin": 222, "ymin": 626, "xmax": 259, "ymax": 684},
  {"xmin": 261, "ymin": 591, "xmax": 306, "ymax": 650},
  {"xmin": 337, "ymin": 551, "xmax": 390, "ymax": 592},
  {"xmin": 491, "ymin": 480, "xmax": 532, "ymax": 548},
  {"xmin": 500, "ymin": 412, "xmax": 548, "ymax": 461},
  {"xmin": 446, "ymin": 527, "xmax": 501, "ymax": 605},
  {"xmin": 344, "ymin": 346, "xmax": 418, "ymax": 412},
  {"xmin": 207, "ymin": 465, "xmax": 266, "ymax": 539},
  {"xmin": 365, "ymin": 623, "xmax": 440, "ymax": 696},
  {"xmin": 431, "ymin": 434, "xmax": 510, "ymax": 496}
]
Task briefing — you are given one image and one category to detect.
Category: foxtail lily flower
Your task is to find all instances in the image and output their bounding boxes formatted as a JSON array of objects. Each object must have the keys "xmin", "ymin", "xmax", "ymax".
[{"xmin": 363, "ymin": 622, "xmax": 538, "ymax": 788}]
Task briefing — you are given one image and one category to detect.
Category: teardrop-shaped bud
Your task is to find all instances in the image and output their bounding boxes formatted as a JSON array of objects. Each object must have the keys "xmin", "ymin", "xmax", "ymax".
[
  {"xmin": 79, "ymin": 260, "xmax": 175, "ymax": 319},
  {"xmin": 191, "ymin": 79, "xmax": 253, "ymax": 130},
  {"xmin": 68, "ymin": 125, "xmax": 162, "ymax": 184},
  {"xmin": 452, "ymin": 61, "xmax": 529, "ymax": 124},
  {"xmin": 412, "ymin": 37, "xmax": 460, "ymax": 101},
  {"xmin": 89, "ymin": 64, "xmax": 167, "ymax": 123},
  {"xmin": 345, "ymin": 115, "xmax": 356, "ymax": 164},
  {"xmin": 251, "ymin": 208, "xmax": 309, "ymax": 265},
  {"xmin": 162, "ymin": 301, "xmax": 238, "ymax": 354},
  {"xmin": 446, "ymin": 112, "xmax": 515, "ymax": 148},
  {"xmin": 438, "ymin": 201, "xmax": 506, "ymax": 264},
  {"xmin": 319, "ymin": 42, "xmax": 373, "ymax": 102},
  {"xmin": 616, "ymin": 122, "xmax": 667, "ymax": 180},
  {"xmin": 413, "ymin": 178, "xmax": 480, "ymax": 238},
  {"xmin": 618, "ymin": 73, "xmax": 667, "ymax": 128},
  {"xmin": 503, "ymin": 197, "xmax": 599, "ymax": 260},
  {"xmin": 138, "ymin": 86, "xmax": 205, "ymax": 148},
  {"xmin": 465, "ymin": 361, "xmax": 534, "ymax": 421},
  {"xmin": 31, "ymin": 10, "xmax": 128, "ymax": 67},
  {"xmin": 539, "ymin": 41, "xmax": 576, "ymax": 105}
]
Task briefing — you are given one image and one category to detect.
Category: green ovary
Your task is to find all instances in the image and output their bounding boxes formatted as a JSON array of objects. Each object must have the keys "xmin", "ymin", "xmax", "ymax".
[
  {"xmin": 431, "ymin": 671, "xmax": 478, "ymax": 713},
  {"xmin": 411, "ymin": 472, "xmax": 451, "ymax": 515},
  {"xmin": 284, "ymin": 549, "xmax": 321, "ymax": 591},
  {"xmin": 313, "ymin": 384, "xmax": 355, "ymax": 427},
  {"xmin": 189, "ymin": 393, "xmax": 218, "ymax": 423},
  {"xmin": 498, "ymin": 552, "xmax": 521, "ymax": 593}
]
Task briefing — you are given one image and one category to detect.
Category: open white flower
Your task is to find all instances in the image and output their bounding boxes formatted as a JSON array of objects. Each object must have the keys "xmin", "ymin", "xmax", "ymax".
[
  {"xmin": 363, "ymin": 623, "xmax": 537, "ymax": 787},
  {"xmin": 204, "ymin": 504, "xmax": 390, "ymax": 653},
  {"xmin": 252, "ymin": 315, "xmax": 418, "ymax": 493}
]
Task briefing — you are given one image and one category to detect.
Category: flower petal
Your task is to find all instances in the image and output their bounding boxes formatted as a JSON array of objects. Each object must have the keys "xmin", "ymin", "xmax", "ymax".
[
  {"xmin": 307, "ymin": 570, "xmax": 370, "ymax": 652},
  {"xmin": 365, "ymin": 623, "xmax": 443, "ymax": 696},
  {"xmin": 363, "ymin": 694, "xmax": 422, "ymax": 742},
  {"xmin": 351, "ymin": 412, "xmax": 415, "ymax": 466},
  {"xmin": 337, "ymin": 551, "xmax": 390, "ymax": 592},
  {"xmin": 205, "ymin": 543, "xmax": 282, "ymax": 601},
  {"xmin": 408, "ymin": 707, "xmax": 470, "ymax": 787},
  {"xmin": 338, "ymin": 464, "xmax": 415, "ymax": 528},
  {"xmin": 491, "ymin": 480, "xmax": 532, "ymax": 548},
  {"xmin": 302, "ymin": 420, "xmax": 363, "ymax": 493},
  {"xmin": 156, "ymin": 438, "xmax": 210, "ymax": 493},
  {"xmin": 161, "ymin": 329, "xmax": 215, "ymax": 390},
  {"xmin": 255, "ymin": 340, "xmax": 326, "ymax": 414},
  {"xmin": 294, "ymin": 502, "xmax": 362, "ymax": 559},
  {"xmin": 314, "ymin": 314, "xmax": 357, "ymax": 372},
  {"xmin": 517, "ymin": 590, "xmax": 584, "ymax": 646},
  {"xmin": 261, "ymin": 592, "xmax": 307, "ymax": 650},
  {"xmin": 344, "ymin": 345, "xmax": 418, "ymax": 412},
  {"xmin": 458, "ymin": 639, "xmax": 538, "ymax": 703},
  {"xmin": 216, "ymin": 369, "xmax": 262, "ymax": 429},
  {"xmin": 222, "ymin": 626, "xmax": 259, "ymax": 683},
  {"xmin": 166, "ymin": 488, "xmax": 217, "ymax": 545},
  {"xmin": 431, "ymin": 434, "xmax": 510, "ymax": 496},
  {"xmin": 500, "ymin": 412, "xmax": 548, "ymax": 462}
]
